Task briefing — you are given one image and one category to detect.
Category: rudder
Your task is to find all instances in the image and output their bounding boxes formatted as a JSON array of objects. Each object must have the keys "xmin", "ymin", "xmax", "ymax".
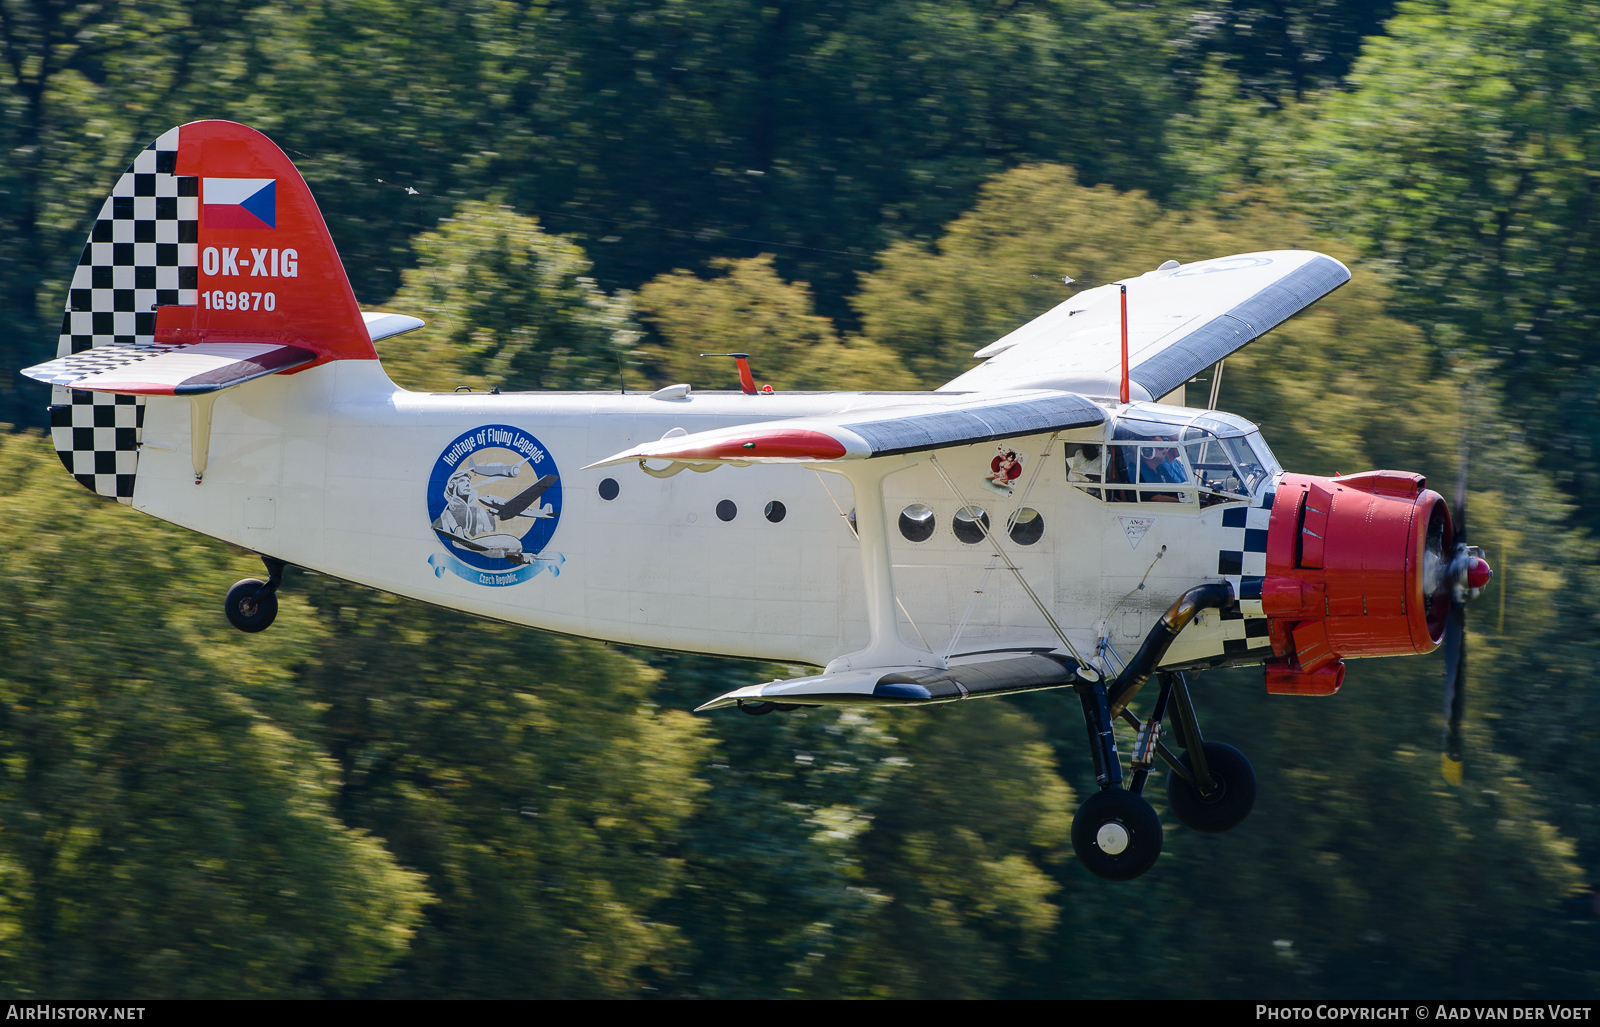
[{"xmin": 30, "ymin": 121, "xmax": 381, "ymax": 502}]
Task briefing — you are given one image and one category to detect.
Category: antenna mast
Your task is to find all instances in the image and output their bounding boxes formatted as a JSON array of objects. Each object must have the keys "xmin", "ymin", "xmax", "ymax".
[{"xmin": 1119, "ymin": 284, "xmax": 1130, "ymax": 404}]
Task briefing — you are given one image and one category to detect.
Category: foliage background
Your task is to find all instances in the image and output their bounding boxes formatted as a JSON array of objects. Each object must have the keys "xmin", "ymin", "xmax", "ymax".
[{"xmin": 1, "ymin": 0, "xmax": 1598, "ymax": 998}]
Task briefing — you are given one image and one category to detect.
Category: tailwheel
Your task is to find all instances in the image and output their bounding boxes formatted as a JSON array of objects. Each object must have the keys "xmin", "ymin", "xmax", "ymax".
[
  {"xmin": 1072, "ymin": 789, "xmax": 1163, "ymax": 881},
  {"xmin": 1165, "ymin": 742, "xmax": 1256, "ymax": 833},
  {"xmin": 224, "ymin": 578, "xmax": 278, "ymax": 633},
  {"xmin": 224, "ymin": 556, "xmax": 286, "ymax": 633}
]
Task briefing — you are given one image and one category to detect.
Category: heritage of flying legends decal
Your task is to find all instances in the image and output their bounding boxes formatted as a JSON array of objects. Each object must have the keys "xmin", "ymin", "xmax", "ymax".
[{"xmin": 427, "ymin": 425, "xmax": 565, "ymax": 586}]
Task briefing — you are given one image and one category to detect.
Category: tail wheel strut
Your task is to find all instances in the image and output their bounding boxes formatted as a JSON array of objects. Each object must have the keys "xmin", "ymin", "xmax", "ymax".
[{"xmin": 224, "ymin": 556, "xmax": 286, "ymax": 633}]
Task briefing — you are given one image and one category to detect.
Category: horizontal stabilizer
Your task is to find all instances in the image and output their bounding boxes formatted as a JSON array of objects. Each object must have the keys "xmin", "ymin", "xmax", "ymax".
[
  {"xmin": 586, "ymin": 389, "xmax": 1104, "ymax": 470},
  {"xmin": 696, "ymin": 650, "xmax": 1087, "ymax": 710},
  {"xmin": 362, "ymin": 311, "xmax": 425, "ymax": 342},
  {"xmin": 21, "ymin": 341, "xmax": 313, "ymax": 395}
]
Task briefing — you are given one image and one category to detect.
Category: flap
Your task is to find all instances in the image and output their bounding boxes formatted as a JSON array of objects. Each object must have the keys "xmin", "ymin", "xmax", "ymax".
[
  {"xmin": 696, "ymin": 650, "xmax": 1086, "ymax": 710},
  {"xmin": 585, "ymin": 390, "xmax": 1105, "ymax": 470},
  {"xmin": 21, "ymin": 341, "xmax": 314, "ymax": 395},
  {"xmin": 944, "ymin": 250, "xmax": 1350, "ymax": 400}
]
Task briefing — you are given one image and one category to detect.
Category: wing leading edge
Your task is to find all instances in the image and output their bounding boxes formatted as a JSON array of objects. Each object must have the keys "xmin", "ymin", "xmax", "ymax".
[
  {"xmin": 585, "ymin": 390, "xmax": 1105, "ymax": 470},
  {"xmin": 945, "ymin": 250, "xmax": 1350, "ymax": 401}
]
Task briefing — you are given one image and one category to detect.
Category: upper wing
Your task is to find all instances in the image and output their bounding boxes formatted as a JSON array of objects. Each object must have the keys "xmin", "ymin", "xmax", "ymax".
[
  {"xmin": 586, "ymin": 390, "xmax": 1104, "ymax": 469},
  {"xmin": 22, "ymin": 341, "xmax": 314, "ymax": 395},
  {"xmin": 943, "ymin": 250, "xmax": 1350, "ymax": 401}
]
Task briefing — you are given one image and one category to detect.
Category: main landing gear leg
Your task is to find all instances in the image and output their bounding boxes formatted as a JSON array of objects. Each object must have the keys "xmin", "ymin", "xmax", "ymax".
[
  {"xmin": 224, "ymin": 556, "xmax": 286, "ymax": 633},
  {"xmin": 1071, "ymin": 677, "xmax": 1163, "ymax": 881},
  {"xmin": 1145, "ymin": 671, "xmax": 1258, "ymax": 834}
]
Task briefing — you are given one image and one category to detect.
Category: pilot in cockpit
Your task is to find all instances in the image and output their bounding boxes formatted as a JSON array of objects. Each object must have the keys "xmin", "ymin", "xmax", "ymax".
[
  {"xmin": 1137, "ymin": 439, "xmax": 1189, "ymax": 502},
  {"xmin": 1139, "ymin": 443, "xmax": 1186, "ymax": 484}
]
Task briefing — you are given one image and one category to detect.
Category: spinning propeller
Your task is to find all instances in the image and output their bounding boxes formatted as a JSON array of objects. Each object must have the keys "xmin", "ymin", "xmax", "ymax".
[{"xmin": 1434, "ymin": 434, "xmax": 1493, "ymax": 785}]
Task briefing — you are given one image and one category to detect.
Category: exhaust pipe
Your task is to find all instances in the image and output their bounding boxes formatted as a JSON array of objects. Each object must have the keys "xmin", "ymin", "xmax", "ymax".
[{"xmin": 1107, "ymin": 582, "xmax": 1233, "ymax": 716}]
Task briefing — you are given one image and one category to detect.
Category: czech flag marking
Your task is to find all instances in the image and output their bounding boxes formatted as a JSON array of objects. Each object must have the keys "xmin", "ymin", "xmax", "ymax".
[{"xmin": 202, "ymin": 178, "xmax": 276, "ymax": 230}]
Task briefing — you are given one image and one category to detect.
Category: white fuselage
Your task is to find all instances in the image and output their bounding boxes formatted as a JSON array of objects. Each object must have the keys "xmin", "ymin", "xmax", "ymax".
[{"xmin": 129, "ymin": 361, "xmax": 1264, "ymax": 672}]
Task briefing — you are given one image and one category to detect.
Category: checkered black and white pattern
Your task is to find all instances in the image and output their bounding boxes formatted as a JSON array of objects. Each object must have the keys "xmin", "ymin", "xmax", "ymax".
[
  {"xmin": 49, "ymin": 126, "xmax": 197, "ymax": 503},
  {"xmin": 1217, "ymin": 491, "xmax": 1272, "ymax": 616},
  {"xmin": 32, "ymin": 339, "xmax": 173, "ymax": 387},
  {"xmin": 1202, "ymin": 488, "xmax": 1275, "ymax": 659},
  {"xmin": 49, "ymin": 393, "xmax": 144, "ymax": 498}
]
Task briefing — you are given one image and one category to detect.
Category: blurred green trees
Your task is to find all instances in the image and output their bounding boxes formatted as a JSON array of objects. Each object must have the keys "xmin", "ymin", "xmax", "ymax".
[
  {"xmin": 4, "ymin": 0, "xmax": 1600, "ymax": 1000},
  {"xmin": 638, "ymin": 255, "xmax": 914, "ymax": 392},
  {"xmin": 378, "ymin": 203, "xmax": 638, "ymax": 394},
  {"xmin": 0, "ymin": 438, "xmax": 428, "ymax": 996}
]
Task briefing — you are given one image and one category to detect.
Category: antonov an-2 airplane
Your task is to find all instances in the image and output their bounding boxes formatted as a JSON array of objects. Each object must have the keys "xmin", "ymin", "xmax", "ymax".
[{"xmin": 22, "ymin": 122, "xmax": 1493, "ymax": 880}]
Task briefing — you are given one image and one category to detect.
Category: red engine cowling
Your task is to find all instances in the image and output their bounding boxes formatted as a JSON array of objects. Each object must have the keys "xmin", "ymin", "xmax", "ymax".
[{"xmin": 1261, "ymin": 471, "xmax": 1453, "ymax": 696}]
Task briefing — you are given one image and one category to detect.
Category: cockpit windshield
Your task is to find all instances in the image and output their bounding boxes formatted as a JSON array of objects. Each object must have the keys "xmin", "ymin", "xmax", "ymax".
[{"xmin": 1066, "ymin": 405, "xmax": 1280, "ymax": 506}]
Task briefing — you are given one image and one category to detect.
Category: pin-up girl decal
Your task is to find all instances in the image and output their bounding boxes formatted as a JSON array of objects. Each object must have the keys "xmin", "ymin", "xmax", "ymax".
[{"xmin": 986, "ymin": 448, "xmax": 1024, "ymax": 493}]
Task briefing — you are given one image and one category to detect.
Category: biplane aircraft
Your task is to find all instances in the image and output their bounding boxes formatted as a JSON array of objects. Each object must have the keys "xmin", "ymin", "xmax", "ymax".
[{"xmin": 21, "ymin": 122, "xmax": 1493, "ymax": 880}]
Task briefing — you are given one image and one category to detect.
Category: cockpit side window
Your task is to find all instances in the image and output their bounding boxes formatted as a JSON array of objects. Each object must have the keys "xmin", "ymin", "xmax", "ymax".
[
  {"xmin": 1064, "ymin": 442, "xmax": 1103, "ymax": 499},
  {"xmin": 1224, "ymin": 435, "xmax": 1271, "ymax": 496},
  {"xmin": 1183, "ymin": 427, "xmax": 1244, "ymax": 506},
  {"xmin": 1068, "ymin": 410, "xmax": 1277, "ymax": 506},
  {"xmin": 1100, "ymin": 421, "xmax": 1192, "ymax": 503}
]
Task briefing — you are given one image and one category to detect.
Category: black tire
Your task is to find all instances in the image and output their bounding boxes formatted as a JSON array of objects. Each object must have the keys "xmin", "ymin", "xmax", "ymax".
[
  {"xmin": 1165, "ymin": 741, "xmax": 1256, "ymax": 833},
  {"xmin": 1071, "ymin": 788, "xmax": 1164, "ymax": 881},
  {"xmin": 224, "ymin": 578, "xmax": 278, "ymax": 633},
  {"xmin": 737, "ymin": 701, "xmax": 776, "ymax": 716}
]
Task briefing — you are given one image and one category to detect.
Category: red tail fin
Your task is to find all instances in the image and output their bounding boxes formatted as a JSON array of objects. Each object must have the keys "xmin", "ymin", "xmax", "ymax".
[{"xmin": 155, "ymin": 120, "xmax": 375, "ymax": 366}]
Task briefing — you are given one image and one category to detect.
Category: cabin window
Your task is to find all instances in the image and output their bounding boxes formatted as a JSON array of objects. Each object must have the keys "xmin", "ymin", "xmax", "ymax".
[
  {"xmin": 952, "ymin": 505, "xmax": 990, "ymax": 544},
  {"xmin": 899, "ymin": 503, "xmax": 935, "ymax": 542},
  {"xmin": 1008, "ymin": 507, "xmax": 1045, "ymax": 545}
]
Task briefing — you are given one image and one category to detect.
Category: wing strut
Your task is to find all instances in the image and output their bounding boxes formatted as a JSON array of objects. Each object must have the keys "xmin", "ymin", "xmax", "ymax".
[
  {"xmin": 926, "ymin": 449, "xmax": 1090, "ymax": 669},
  {"xmin": 820, "ymin": 456, "xmax": 947, "ymax": 674}
]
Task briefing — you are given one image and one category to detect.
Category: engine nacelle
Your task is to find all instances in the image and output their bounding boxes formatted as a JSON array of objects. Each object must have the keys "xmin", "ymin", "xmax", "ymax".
[{"xmin": 1260, "ymin": 471, "xmax": 1453, "ymax": 695}]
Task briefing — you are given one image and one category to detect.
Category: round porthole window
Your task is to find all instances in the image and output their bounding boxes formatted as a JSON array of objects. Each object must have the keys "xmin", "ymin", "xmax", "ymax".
[
  {"xmin": 716, "ymin": 500, "xmax": 738, "ymax": 522},
  {"xmin": 1008, "ymin": 507, "xmax": 1044, "ymax": 545},
  {"xmin": 899, "ymin": 503, "xmax": 935, "ymax": 542},
  {"xmin": 952, "ymin": 505, "xmax": 990, "ymax": 544},
  {"xmin": 598, "ymin": 477, "xmax": 620, "ymax": 501},
  {"xmin": 765, "ymin": 500, "xmax": 786, "ymax": 523}
]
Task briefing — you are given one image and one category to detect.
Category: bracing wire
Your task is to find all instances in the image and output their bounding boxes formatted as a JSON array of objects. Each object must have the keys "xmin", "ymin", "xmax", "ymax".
[{"xmin": 928, "ymin": 454, "xmax": 1086, "ymax": 667}]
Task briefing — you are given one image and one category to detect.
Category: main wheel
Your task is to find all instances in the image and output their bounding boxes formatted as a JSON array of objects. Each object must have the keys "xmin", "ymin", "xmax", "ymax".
[
  {"xmin": 1165, "ymin": 741, "xmax": 1256, "ymax": 833},
  {"xmin": 224, "ymin": 578, "xmax": 278, "ymax": 633},
  {"xmin": 1071, "ymin": 789, "xmax": 1163, "ymax": 881}
]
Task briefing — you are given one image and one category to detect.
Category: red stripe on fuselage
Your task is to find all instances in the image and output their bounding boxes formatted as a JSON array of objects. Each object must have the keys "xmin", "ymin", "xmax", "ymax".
[{"xmin": 660, "ymin": 429, "xmax": 847, "ymax": 462}]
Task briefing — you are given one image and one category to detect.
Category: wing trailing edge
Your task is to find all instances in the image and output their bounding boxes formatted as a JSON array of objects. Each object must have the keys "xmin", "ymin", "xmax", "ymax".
[
  {"xmin": 696, "ymin": 650, "xmax": 1090, "ymax": 710},
  {"xmin": 23, "ymin": 341, "xmax": 314, "ymax": 396},
  {"xmin": 946, "ymin": 250, "xmax": 1351, "ymax": 400}
]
